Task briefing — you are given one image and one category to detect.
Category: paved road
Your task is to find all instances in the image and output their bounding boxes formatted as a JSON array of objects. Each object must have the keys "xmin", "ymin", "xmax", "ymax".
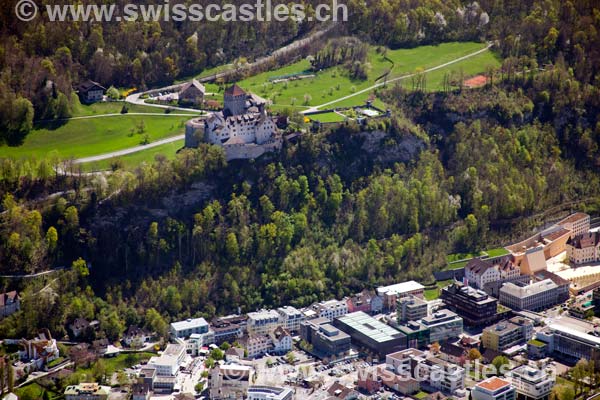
[
  {"xmin": 301, "ymin": 43, "xmax": 494, "ymax": 113},
  {"xmin": 74, "ymin": 134, "xmax": 186, "ymax": 164}
]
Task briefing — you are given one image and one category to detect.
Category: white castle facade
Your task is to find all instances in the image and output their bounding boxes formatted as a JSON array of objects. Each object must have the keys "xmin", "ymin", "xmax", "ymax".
[{"xmin": 185, "ymin": 84, "xmax": 282, "ymax": 160}]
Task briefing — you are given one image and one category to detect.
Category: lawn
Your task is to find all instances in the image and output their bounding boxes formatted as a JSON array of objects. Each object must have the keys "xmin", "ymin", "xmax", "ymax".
[
  {"xmin": 76, "ymin": 352, "xmax": 156, "ymax": 377},
  {"xmin": 424, "ymin": 279, "xmax": 453, "ymax": 300},
  {"xmin": 82, "ymin": 139, "xmax": 184, "ymax": 172},
  {"xmin": 212, "ymin": 41, "xmax": 495, "ymax": 110},
  {"xmin": 311, "ymin": 111, "xmax": 348, "ymax": 123},
  {"xmin": 69, "ymin": 101, "xmax": 180, "ymax": 117},
  {"xmin": 413, "ymin": 391, "xmax": 429, "ymax": 399},
  {"xmin": 0, "ymin": 115, "xmax": 192, "ymax": 160},
  {"xmin": 15, "ymin": 383, "xmax": 61, "ymax": 400},
  {"xmin": 484, "ymin": 247, "xmax": 510, "ymax": 257}
]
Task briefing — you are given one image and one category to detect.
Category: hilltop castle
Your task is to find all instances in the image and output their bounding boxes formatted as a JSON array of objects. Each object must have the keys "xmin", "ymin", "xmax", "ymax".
[{"xmin": 185, "ymin": 84, "xmax": 282, "ymax": 160}]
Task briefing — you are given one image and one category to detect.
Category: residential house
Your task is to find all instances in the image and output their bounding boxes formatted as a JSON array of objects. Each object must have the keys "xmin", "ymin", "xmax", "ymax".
[
  {"xmin": 270, "ymin": 326, "xmax": 292, "ymax": 355},
  {"xmin": 19, "ymin": 329, "xmax": 59, "ymax": 369},
  {"xmin": 0, "ymin": 291, "xmax": 20, "ymax": 318},
  {"xmin": 326, "ymin": 382, "xmax": 359, "ymax": 400},
  {"xmin": 123, "ymin": 326, "xmax": 152, "ymax": 348},
  {"xmin": 225, "ymin": 347, "xmax": 245, "ymax": 363},
  {"xmin": 78, "ymin": 80, "xmax": 106, "ymax": 103},
  {"xmin": 439, "ymin": 343, "xmax": 466, "ymax": 365}
]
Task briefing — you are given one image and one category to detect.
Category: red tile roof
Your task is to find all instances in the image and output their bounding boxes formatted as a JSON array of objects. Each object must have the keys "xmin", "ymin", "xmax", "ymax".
[
  {"xmin": 477, "ymin": 377, "xmax": 511, "ymax": 391},
  {"xmin": 225, "ymin": 84, "xmax": 246, "ymax": 96}
]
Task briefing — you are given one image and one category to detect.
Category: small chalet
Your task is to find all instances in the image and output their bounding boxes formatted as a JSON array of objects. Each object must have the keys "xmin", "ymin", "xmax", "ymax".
[
  {"xmin": 178, "ymin": 79, "xmax": 205, "ymax": 105},
  {"xmin": 78, "ymin": 80, "xmax": 106, "ymax": 103}
]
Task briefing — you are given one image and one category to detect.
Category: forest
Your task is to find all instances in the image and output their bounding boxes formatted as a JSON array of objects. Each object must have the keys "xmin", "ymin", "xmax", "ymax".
[{"xmin": 0, "ymin": 0, "xmax": 600, "ymax": 344}]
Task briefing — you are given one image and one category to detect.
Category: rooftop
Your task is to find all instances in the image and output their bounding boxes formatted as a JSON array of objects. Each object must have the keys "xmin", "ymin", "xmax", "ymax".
[
  {"xmin": 500, "ymin": 279, "xmax": 558, "ymax": 298},
  {"xmin": 376, "ymin": 281, "xmax": 424, "ymax": 296},
  {"xmin": 170, "ymin": 317, "xmax": 208, "ymax": 331},
  {"xmin": 476, "ymin": 377, "xmax": 512, "ymax": 392},
  {"xmin": 335, "ymin": 312, "xmax": 405, "ymax": 343},
  {"xmin": 421, "ymin": 309, "xmax": 461, "ymax": 326},
  {"xmin": 558, "ymin": 212, "xmax": 590, "ymax": 225}
]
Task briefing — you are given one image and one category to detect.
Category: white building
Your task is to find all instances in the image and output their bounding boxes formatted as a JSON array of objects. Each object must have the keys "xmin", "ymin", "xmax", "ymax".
[
  {"xmin": 557, "ymin": 212, "xmax": 590, "ymax": 238},
  {"xmin": 510, "ymin": 365, "xmax": 555, "ymax": 400},
  {"xmin": 242, "ymin": 327, "xmax": 292, "ymax": 359},
  {"xmin": 247, "ymin": 309, "xmax": 281, "ymax": 335},
  {"xmin": 247, "ymin": 386, "xmax": 293, "ymax": 400},
  {"xmin": 376, "ymin": 281, "xmax": 425, "ymax": 310},
  {"xmin": 276, "ymin": 306, "xmax": 305, "ymax": 333},
  {"xmin": 472, "ymin": 377, "xmax": 515, "ymax": 400},
  {"xmin": 499, "ymin": 279, "xmax": 569, "ymax": 312},
  {"xmin": 170, "ymin": 317, "xmax": 210, "ymax": 339},
  {"xmin": 209, "ymin": 364, "xmax": 253, "ymax": 400},
  {"xmin": 186, "ymin": 331, "xmax": 215, "ymax": 356},
  {"xmin": 310, "ymin": 299, "xmax": 348, "ymax": 321},
  {"xmin": 465, "ymin": 257, "xmax": 520, "ymax": 290},
  {"xmin": 420, "ymin": 309, "xmax": 463, "ymax": 343},
  {"xmin": 566, "ymin": 231, "xmax": 600, "ymax": 264},
  {"xmin": 148, "ymin": 344, "xmax": 186, "ymax": 376}
]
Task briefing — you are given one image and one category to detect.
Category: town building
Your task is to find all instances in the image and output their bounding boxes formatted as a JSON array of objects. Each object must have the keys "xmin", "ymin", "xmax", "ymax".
[
  {"xmin": 18, "ymin": 329, "xmax": 60, "ymax": 369},
  {"xmin": 210, "ymin": 314, "xmax": 247, "ymax": 344},
  {"xmin": 346, "ymin": 290, "xmax": 383, "ymax": 314},
  {"xmin": 481, "ymin": 317, "xmax": 534, "ymax": 352},
  {"xmin": 247, "ymin": 309, "xmax": 281, "ymax": 335},
  {"xmin": 397, "ymin": 295, "xmax": 428, "ymax": 323},
  {"xmin": 472, "ymin": 377, "xmax": 515, "ymax": 400},
  {"xmin": 241, "ymin": 327, "xmax": 292, "ymax": 359},
  {"xmin": 276, "ymin": 306, "xmax": 305, "ymax": 333},
  {"xmin": 499, "ymin": 279, "xmax": 569, "ymax": 312},
  {"xmin": 536, "ymin": 322, "xmax": 600, "ymax": 363},
  {"xmin": 184, "ymin": 84, "xmax": 282, "ymax": 160},
  {"xmin": 309, "ymin": 299, "xmax": 349, "ymax": 321},
  {"xmin": 300, "ymin": 317, "xmax": 351, "ymax": 359},
  {"xmin": 77, "ymin": 80, "xmax": 106, "ymax": 103},
  {"xmin": 147, "ymin": 343, "xmax": 186, "ymax": 376},
  {"xmin": 68, "ymin": 318, "xmax": 98, "ymax": 339},
  {"xmin": 247, "ymin": 386, "xmax": 293, "ymax": 400},
  {"xmin": 209, "ymin": 364, "xmax": 253, "ymax": 400},
  {"xmin": 557, "ymin": 212, "xmax": 591, "ymax": 238},
  {"xmin": 186, "ymin": 331, "xmax": 216, "ymax": 356},
  {"xmin": 566, "ymin": 231, "xmax": 600, "ymax": 264},
  {"xmin": 225, "ymin": 347, "xmax": 245, "ymax": 362},
  {"xmin": 333, "ymin": 311, "xmax": 407, "ymax": 358},
  {"xmin": 0, "ymin": 291, "xmax": 20, "ymax": 318},
  {"xmin": 420, "ymin": 310, "xmax": 463, "ymax": 343},
  {"xmin": 170, "ymin": 317, "xmax": 210, "ymax": 339},
  {"xmin": 511, "ymin": 365, "xmax": 555, "ymax": 400},
  {"xmin": 438, "ymin": 342, "xmax": 466, "ymax": 365},
  {"xmin": 376, "ymin": 281, "xmax": 425, "ymax": 310},
  {"xmin": 441, "ymin": 282, "xmax": 499, "ymax": 326},
  {"xmin": 123, "ymin": 325, "xmax": 152, "ymax": 348},
  {"xmin": 465, "ymin": 257, "xmax": 521, "ymax": 290},
  {"xmin": 65, "ymin": 383, "xmax": 110, "ymax": 400},
  {"xmin": 397, "ymin": 321, "xmax": 431, "ymax": 349},
  {"xmin": 326, "ymin": 382, "xmax": 360, "ymax": 400},
  {"xmin": 178, "ymin": 79, "xmax": 205, "ymax": 105},
  {"xmin": 568, "ymin": 298, "xmax": 595, "ymax": 319},
  {"xmin": 131, "ymin": 383, "xmax": 151, "ymax": 400},
  {"xmin": 377, "ymin": 365, "xmax": 420, "ymax": 395}
]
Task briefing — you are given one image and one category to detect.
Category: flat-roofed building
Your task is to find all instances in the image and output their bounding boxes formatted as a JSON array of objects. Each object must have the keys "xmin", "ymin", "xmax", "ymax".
[
  {"xmin": 148, "ymin": 343, "xmax": 186, "ymax": 376},
  {"xmin": 333, "ymin": 311, "xmax": 407, "ymax": 357},
  {"xmin": 247, "ymin": 386, "xmax": 293, "ymax": 400},
  {"xmin": 441, "ymin": 282, "xmax": 499, "ymax": 326},
  {"xmin": 482, "ymin": 317, "xmax": 533, "ymax": 352},
  {"xmin": 511, "ymin": 365, "xmax": 555, "ymax": 400},
  {"xmin": 557, "ymin": 212, "xmax": 590, "ymax": 239},
  {"xmin": 536, "ymin": 323, "xmax": 600, "ymax": 363},
  {"xmin": 397, "ymin": 295, "xmax": 428, "ymax": 323},
  {"xmin": 310, "ymin": 299, "xmax": 348, "ymax": 321},
  {"xmin": 65, "ymin": 383, "xmax": 110, "ymax": 400},
  {"xmin": 276, "ymin": 306, "xmax": 305, "ymax": 333},
  {"xmin": 300, "ymin": 317, "xmax": 351, "ymax": 359},
  {"xmin": 397, "ymin": 321, "xmax": 431, "ymax": 349},
  {"xmin": 247, "ymin": 309, "xmax": 281, "ymax": 335},
  {"xmin": 499, "ymin": 279, "xmax": 569, "ymax": 312},
  {"xmin": 472, "ymin": 377, "xmax": 515, "ymax": 400},
  {"xmin": 506, "ymin": 225, "xmax": 571, "ymax": 274},
  {"xmin": 210, "ymin": 314, "xmax": 247, "ymax": 344},
  {"xmin": 377, "ymin": 281, "xmax": 425, "ymax": 310},
  {"xmin": 420, "ymin": 309, "xmax": 463, "ymax": 343},
  {"xmin": 170, "ymin": 317, "xmax": 209, "ymax": 339}
]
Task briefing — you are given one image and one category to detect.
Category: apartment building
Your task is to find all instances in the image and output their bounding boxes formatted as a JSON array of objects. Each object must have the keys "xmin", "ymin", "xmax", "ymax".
[
  {"xmin": 472, "ymin": 377, "xmax": 515, "ymax": 400},
  {"xmin": 210, "ymin": 314, "xmax": 247, "ymax": 344},
  {"xmin": 276, "ymin": 306, "xmax": 305, "ymax": 333},
  {"xmin": 499, "ymin": 279, "xmax": 569, "ymax": 312},
  {"xmin": 420, "ymin": 310, "xmax": 463, "ymax": 343},
  {"xmin": 247, "ymin": 309, "xmax": 281, "ymax": 335},
  {"xmin": 482, "ymin": 317, "xmax": 533, "ymax": 352},
  {"xmin": 397, "ymin": 295, "xmax": 428, "ymax": 323},
  {"xmin": 310, "ymin": 299, "xmax": 348, "ymax": 321},
  {"xmin": 511, "ymin": 365, "xmax": 555, "ymax": 400},
  {"xmin": 441, "ymin": 282, "xmax": 499, "ymax": 326}
]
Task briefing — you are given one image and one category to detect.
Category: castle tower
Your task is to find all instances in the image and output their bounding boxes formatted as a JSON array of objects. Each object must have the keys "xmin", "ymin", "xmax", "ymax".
[{"xmin": 223, "ymin": 84, "xmax": 247, "ymax": 116}]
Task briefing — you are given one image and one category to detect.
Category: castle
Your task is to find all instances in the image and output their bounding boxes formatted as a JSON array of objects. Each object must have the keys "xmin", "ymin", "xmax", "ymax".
[{"xmin": 185, "ymin": 84, "xmax": 282, "ymax": 160}]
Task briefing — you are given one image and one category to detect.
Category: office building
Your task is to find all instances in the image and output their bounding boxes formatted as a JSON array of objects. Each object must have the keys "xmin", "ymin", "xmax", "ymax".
[
  {"xmin": 397, "ymin": 321, "xmax": 431, "ymax": 349},
  {"xmin": 170, "ymin": 317, "xmax": 209, "ymax": 339},
  {"xmin": 397, "ymin": 295, "xmax": 428, "ymax": 323},
  {"xmin": 377, "ymin": 281, "xmax": 425, "ymax": 310},
  {"xmin": 333, "ymin": 311, "xmax": 407, "ymax": 357},
  {"xmin": 511, "ymin": 365, "xmax": 555, "ymax": 400},
  {"xmin": 472, "ymin": 377, "xmax": 515, "ymax": 400},
  {"xmin": 247, "ymin": 386, "xmax": 293, "ymax": 400},
  {"xmin": 482, "ymin": 317, "xmax": 533, "ymax": 352},
  {"xmin": 441, "ymin": 282, "xmax": 499, "ymax": 326},
  {"xmin": 148, "ymin": 344, "xmax": 186, "ymax": 376},
  {"xmin": 536, "ymin": 323, "xmax": 600, "ymax": 363},
  {"xmin": 420, "ymin": 309, "xmax": 463, "ymax": 343},
  {"xmin": 300, "ymin": 317, "xmax": 351, "ymax": 359},
  {"xmin": 499, "ymin": 279, "xmax": 569, "ymax": 312}
]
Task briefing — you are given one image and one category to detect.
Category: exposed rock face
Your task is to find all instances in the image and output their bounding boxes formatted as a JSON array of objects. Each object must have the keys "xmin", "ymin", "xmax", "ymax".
[{"xmin": 360, "ymin": 130, "xmax": 426, "ymax": 164}]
